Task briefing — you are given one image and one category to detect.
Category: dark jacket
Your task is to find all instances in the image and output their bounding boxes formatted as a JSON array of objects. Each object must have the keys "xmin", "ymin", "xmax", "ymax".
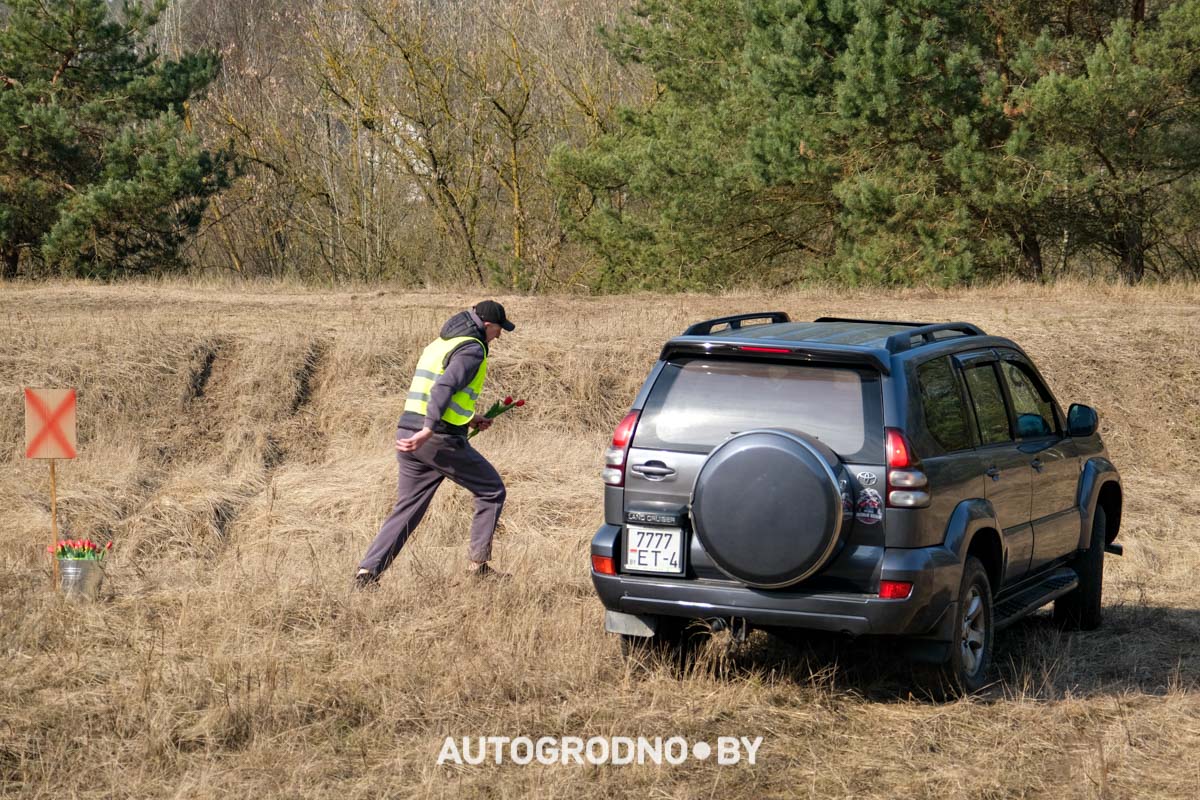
[{"xmin": 398, "ymin": 311, "xmax": 488, "ymax": 435}]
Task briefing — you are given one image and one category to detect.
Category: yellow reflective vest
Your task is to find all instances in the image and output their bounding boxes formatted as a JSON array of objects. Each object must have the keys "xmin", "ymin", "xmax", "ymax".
[{"xmin": 403, "ymin": 336, "xmax": 487, "ymax": 427}]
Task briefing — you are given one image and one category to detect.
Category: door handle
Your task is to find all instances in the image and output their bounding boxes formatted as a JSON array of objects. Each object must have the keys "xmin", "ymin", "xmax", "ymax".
[
  {"xmin": 630, "ymin": 462, "xmax": 676, "ymax": 481},
  {"xmin": 985, "ymin": 466, "xmax": 1001, "ymax": 481},
  {"xmin": 1031, "ymin": 458, "xmax": 1045, "ymax": 473}
]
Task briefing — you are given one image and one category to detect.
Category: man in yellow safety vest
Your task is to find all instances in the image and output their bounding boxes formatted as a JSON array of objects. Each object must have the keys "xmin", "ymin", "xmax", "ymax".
[{"xmin": 355, "ymin": 301, "xmax": 515, "ymax": 587}]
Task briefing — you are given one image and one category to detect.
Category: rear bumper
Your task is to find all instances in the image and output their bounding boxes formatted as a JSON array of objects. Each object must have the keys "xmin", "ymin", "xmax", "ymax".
[{"xmin": 590, "ymin": 523, "xmax": 960, "ymax": 638}]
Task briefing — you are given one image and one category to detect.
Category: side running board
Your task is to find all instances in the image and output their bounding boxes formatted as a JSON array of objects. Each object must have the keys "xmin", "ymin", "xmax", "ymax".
[{"xmin": 993, "ymin": 567, "xmax": 1079, "ymax": 631}]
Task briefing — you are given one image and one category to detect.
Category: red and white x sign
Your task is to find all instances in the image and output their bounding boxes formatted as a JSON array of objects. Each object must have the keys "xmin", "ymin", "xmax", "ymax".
[{"xmin": 24, "ymin": 388, "xmax": 77, "ymax": 460}]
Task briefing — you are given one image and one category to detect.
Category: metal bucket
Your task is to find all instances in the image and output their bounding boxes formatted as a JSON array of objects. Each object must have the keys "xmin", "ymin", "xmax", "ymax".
[{"xmin": 58, "ymin": 559, "xmax": 104, "ymax": 600}]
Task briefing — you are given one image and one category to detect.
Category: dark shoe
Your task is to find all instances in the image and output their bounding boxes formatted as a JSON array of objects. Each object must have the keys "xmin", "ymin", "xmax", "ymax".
[
  {"xmin": 468, "ymin": 563, "xmax": 509, "ymax": 580},
  {"xmin": 354, "ymin": 571, "xmax": 380, "ymax": 591}
]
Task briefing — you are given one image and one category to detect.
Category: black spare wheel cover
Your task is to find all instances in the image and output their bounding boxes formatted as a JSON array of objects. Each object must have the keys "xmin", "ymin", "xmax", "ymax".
[{"xmin": 691, "ymin": 429, "xmax": 848, "ymax": 588}]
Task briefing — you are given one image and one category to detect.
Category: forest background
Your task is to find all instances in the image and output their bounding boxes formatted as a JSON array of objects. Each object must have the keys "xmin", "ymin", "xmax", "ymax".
[{"xmin": 4, "ymin": 0, "xmax": 1200, "ymax": 291}]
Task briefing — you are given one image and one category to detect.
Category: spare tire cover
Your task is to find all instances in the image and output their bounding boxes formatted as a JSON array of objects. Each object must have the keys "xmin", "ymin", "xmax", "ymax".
[{"xmin": 691, "ymin": 429, "xmax": 849, "ymax": 588}]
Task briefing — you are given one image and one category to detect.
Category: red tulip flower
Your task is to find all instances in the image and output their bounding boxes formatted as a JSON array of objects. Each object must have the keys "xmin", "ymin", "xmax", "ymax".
[
  {"xmin": 48, "ymin": 537, "xmax": 112, "ymax": 562},
  {"xmin": 468, "ymin": 395, "xmax": 528, "ymax": 439}
]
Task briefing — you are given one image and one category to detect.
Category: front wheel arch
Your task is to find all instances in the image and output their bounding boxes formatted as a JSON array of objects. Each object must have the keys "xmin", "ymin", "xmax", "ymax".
[
  {"xmin": 1076, "ymin": 459, "xmax": 1121, "ymax": 550},
  {"xmin": 1096, "ymin": 482, "xmax": 1122, "ymax": 545}
]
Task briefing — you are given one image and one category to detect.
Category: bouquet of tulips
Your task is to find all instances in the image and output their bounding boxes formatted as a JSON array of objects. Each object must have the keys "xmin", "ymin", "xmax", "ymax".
[
  {"xmin": 48, "ymin": 538, "xmax": 113, "ymax": 561},
  {"xmin": 467, "ymin": 396, "xmax": 526, "ymax": 439}
]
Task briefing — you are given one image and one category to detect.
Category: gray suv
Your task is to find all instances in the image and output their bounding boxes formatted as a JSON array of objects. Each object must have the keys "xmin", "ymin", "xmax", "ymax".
[{"xmin": 590, "ymin": 314, "xmax": 1123, "ymax": 692}]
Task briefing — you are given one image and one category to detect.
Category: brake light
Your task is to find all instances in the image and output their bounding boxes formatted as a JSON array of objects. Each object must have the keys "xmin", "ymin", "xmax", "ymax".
[
  {"xmin": 879, "ymin": 580, "xmax": 913, "ymax": 599},
  {"xmin": 886, "ymin": 428, "xmax": 912, "ymax": 468},
  {"xmin": 738, "ymin": 346, "xmax": 791, "ymax": 354},
  {"xmin": 602, "ymin": 411, "xmax": 640, "ymax": 486},
  {"xmin": 591, "ymin": 554, "xmax": 617, "ymax": 575},
  {"xmin": 885, "ymin": 428, "xmax": 930, "ymax": 509},
  {"xmin": 612, "ymin": 411, "xmax": 638, "ymax": 449}
]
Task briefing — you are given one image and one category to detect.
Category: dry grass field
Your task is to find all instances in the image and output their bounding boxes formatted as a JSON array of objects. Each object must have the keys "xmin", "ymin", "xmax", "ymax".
[{"xmin": 2, "ymin": 281, "xmax": 1199, "ymax": 799}]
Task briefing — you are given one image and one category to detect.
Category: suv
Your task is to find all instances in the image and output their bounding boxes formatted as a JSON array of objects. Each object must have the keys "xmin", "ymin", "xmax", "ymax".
[{"xmin": 590, "ymin": 314, "xmax": 1123, "ymax": 692}]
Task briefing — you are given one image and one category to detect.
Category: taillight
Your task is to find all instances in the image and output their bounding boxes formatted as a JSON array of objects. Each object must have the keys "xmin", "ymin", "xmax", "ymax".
[
  {"xmin": 879, "ymin": 580, "xmax": 913, "ymax": 599},
  {"xmin": 886, "ymin": 428, "xmax": 912, "ymax": 468},
  {"xmin": 602, "ymin": 411, "xmax": 640, "ymax": 486},
  {"xmin": 885, "ymin": 428, "xmax": 930, "ymax": 508},
  {"xmin": 591, "ymin": 554, "xmax": 617, "ymax": 575}
]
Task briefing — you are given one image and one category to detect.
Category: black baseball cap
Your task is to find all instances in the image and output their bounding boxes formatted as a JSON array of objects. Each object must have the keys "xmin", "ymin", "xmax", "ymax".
[{"xmin": 474, "ymin": 300, "xmax": 515, "ymax": 332}]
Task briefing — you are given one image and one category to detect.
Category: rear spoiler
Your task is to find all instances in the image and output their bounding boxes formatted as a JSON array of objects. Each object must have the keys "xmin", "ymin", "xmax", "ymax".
[{"xmin": 660, "ymin": 337, "xmax": 891, "ymax": 375}]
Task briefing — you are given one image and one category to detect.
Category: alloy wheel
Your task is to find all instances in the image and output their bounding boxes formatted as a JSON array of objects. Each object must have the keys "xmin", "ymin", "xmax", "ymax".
[{"xmin": 960, "ymin": 586, "xmax": 986, "ymax": 676}]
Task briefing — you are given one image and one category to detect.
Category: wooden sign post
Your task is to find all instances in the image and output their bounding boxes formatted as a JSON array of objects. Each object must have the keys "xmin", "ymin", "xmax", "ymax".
[{"xmin": 24, "ymin": 388, "xmax": 78, "ymax": 590}]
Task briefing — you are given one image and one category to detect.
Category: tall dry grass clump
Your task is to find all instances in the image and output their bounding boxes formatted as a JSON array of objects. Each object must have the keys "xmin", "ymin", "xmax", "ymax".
[{"xmin": 2, "ymin": 281, "xmax": 1199, "ymax": 798}]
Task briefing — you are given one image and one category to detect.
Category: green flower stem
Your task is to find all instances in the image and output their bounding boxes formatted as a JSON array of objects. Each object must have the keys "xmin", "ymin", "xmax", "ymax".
[{"xmin": 467, "ymin": 401, "xmax": 518, "ymax": 440}]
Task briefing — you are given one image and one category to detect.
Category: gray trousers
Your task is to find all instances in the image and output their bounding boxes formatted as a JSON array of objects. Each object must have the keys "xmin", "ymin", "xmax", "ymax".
[{"xmin": 358, "ymin": 429, "xmax": 506, "ymax": 576}]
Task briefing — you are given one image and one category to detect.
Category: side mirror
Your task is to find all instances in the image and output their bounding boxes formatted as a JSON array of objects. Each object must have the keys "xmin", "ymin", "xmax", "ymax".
[{"xmin": 1068, "ymin": 403, "xmax": 1098, "ymax": 437}]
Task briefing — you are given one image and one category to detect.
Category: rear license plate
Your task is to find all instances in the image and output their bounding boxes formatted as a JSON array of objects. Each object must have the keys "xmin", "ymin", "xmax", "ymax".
[{"xmin": 624, "ymin": 525, "xmax": 684, "ymax": 574}]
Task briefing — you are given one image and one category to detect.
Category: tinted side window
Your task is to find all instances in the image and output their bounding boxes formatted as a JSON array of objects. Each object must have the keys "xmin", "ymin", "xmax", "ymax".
[
  {"xmin": 999, "ymin": 360, "xmax": 1056, "ymax": 438},
  {"xmin": 916, "ymin": 357, "xmax": 973, "ymax": 452},
  {"xmin": 963, "ymin": 364, "xmax": 1012, "ymax": 445}
]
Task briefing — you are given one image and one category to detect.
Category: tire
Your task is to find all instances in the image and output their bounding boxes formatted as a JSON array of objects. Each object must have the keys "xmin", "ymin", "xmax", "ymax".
[
  {"xmin": 619, "ymin": 618, "xmax": 707, "ymax": 671},
  {"xmin": 940, "ymin": 556, "xmax": 994, "ymax": 696},
  {"xmin": 1054, "ymin": 506, "xmax": 1106, "ymax": 631}
]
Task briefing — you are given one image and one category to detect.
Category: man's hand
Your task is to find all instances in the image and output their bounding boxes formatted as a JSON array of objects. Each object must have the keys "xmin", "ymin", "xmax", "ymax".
[
  {"xmin": 469, "ymin": 414, "xmax": 494, "ymax": 431},
  {"xmin": 396, "ymin": 428, "xmax": 434, "ymax": 452}
]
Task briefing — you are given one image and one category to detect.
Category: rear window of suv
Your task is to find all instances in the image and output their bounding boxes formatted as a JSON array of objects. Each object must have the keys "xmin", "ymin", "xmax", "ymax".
[{"xmin": 633, "ymin": 358, "xmax": 885, "ymax": 463}]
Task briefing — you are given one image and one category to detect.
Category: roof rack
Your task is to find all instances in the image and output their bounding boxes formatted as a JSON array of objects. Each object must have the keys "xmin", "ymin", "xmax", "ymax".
[
  {"xmin": 683, "ymin": 311, "xmax": 790, "ymax": 337},
  {"xmin": 884, "ymin": 322, "xmax": 986, "ymax": 352},
  {"xmin": 813, "ymin": 316, "xmax": 986, "ymax": 353},
  {"xmin": 815, "ymin": 316, "xmax": 927, "ymax": 327}
]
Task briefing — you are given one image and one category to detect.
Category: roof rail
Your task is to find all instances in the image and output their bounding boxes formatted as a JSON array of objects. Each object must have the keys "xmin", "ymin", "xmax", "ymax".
[
  {"xmin": 884, "ymin": 322, "xmax": 986, "ymax": 353},
  {"xmin": 684, "ymin": 311, "xmax": 790, "ymax": 336},
  {"xmin": 814, "ymin": 316, "xmax": 927, "ymax": 327},
  {"xmin": 813, "ymin": 317, "xmax": 986, "ymax": 353}
]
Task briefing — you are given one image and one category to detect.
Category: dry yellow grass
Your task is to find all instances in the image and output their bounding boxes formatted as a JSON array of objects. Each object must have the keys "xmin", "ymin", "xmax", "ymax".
[{"xmin": 2, "ymin": 280, "xmax": 1199, "ymax": 798}]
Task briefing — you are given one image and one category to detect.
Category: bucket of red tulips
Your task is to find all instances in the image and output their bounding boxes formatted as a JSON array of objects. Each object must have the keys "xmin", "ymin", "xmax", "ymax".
[
  {"xmin": 467, "ymin": 396, "xmax": 526, "ymax": 439},
  {"xmin": 48, "ymin": 537, "xmax": 112, "ymax": 599}
]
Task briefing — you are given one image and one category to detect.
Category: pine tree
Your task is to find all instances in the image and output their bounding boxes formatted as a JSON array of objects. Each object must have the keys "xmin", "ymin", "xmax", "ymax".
[
  {"xmin": 557, "ymin": 0, "xmax": 1200, "ymax": 287},
  {"xmin": 0, "ymin": 0, "xmax": 232, "ymax": 279},
  {"xmin": 556, "ymin": 0, "xmax": 1034, "ymax": 287},
  {"xmin": 551, "ymin": 0, "xmax": 835, "ymax": 290},
  {"xmin": 1015, "ymin": 2, "xmax": 1200, "ymax": 283},
  {"xmin": 777, "ymin": 0, "xmax": 1000, "ymax": 284},
  {"xmin": 745, "ymin": 0, "xmax": 1045, "ymax": 283}
]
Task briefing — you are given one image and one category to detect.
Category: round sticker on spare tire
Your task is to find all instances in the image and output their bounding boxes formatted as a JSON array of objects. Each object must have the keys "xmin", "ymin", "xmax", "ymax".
[{"xmin": 856, "ymin": 488, "xmax": 883, "ymax": 525}]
